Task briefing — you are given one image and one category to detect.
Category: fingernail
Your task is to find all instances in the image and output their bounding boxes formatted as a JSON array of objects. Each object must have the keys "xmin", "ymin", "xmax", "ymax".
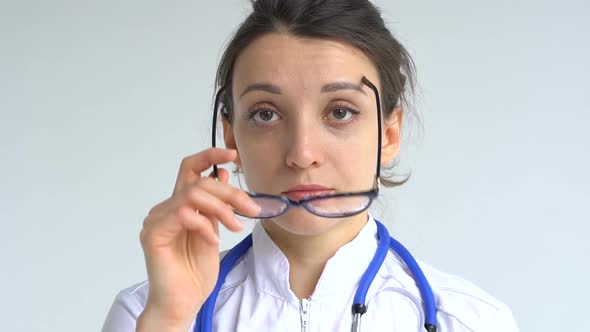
[
  {"xmin": 247, "ymin": 200, "xmax": 261, "ymax": 214},
  {"xmin": 234, "ymin": 217, "xmax": 244, "ymax": 229}
]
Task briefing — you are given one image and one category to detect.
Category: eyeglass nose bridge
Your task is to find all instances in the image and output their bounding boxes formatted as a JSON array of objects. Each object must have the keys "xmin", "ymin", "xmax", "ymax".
[
  {"xmin": 284, "ymin": 197, "xmax": 312, "ymax": 206},
  {"xmin": 288, "ymin": 198, "xmax": 328, "ymax": 216},
  {"xmin": 271, "ymin": 197, "xmax": 325, "ymax": 217}
]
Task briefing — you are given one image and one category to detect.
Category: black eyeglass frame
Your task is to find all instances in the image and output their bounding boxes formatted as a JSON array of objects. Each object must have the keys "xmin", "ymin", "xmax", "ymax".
[{"xmin": 211, "ymin": 76, "xmax": 383, "ymax": 219}]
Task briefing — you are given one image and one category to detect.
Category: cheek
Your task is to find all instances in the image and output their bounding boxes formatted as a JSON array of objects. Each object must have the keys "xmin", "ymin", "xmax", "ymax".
[
  {"xmin": 348, "ymin": 147, "xmax": 376, "ymax": 172},
  {"xmin": 334, "ymin": 137, "xmax": 379, "ymax": 184},
  {"xmin": 233, "ymin": 130, "xmax": 279, "ymax": 179}
]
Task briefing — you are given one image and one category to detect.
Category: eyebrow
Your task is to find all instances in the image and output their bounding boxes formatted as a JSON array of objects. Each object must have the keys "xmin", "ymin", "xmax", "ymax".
[
  {"xmin": 239, "ymin": 81, "xmax": 366, "ymax": 99},
  {"xmin": 321, "ymin": 81, "xmax": 366, "ymax": 95},
  {"xmin": 239, "ymin": 83, "xmax": 281, "ymax": 98}
]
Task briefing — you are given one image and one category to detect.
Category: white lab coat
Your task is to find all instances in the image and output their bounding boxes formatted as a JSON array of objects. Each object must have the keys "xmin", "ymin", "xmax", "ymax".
[{"xmin": 102, "ymin": 214, "xmax": 519, "ymax": 331}]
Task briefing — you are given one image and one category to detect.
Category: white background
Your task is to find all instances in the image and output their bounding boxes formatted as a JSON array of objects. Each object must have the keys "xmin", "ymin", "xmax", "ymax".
[{"xmin": 1, "ymin": 0, "xmax": 588, "ymax": 331}]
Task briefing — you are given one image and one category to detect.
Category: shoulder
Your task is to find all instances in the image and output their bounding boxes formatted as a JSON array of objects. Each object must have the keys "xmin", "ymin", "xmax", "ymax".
[
  {"xmin": 111, "ymin": 280, "xmax": 150, "ymax": 314},
  {"xmin": 377, "ymin": 253, "xmax": 519, "ymax": 331},
  {"xmin": 110, "ymin": 249, "xmax": 237, "ymax": 301},
  {"xmin": 101, "ymin": 280, "xmax": 149, "ymax": 331},
  {"xmin": 419, "ymin": 260, "xmax": 518, "ymax": 331},
  {"xmin": 107, "ymin": 280, "xmax": 149, "ymax": 310},
  {"xmin": 102, "ymin": 251, "xmax": 235, "ymax": 331}
]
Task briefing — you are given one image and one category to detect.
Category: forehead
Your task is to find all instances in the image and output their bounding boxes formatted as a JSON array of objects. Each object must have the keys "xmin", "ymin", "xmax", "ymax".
[{"xmin": 232, "ymin": 33, "xmax": 380, "ymax": 95}]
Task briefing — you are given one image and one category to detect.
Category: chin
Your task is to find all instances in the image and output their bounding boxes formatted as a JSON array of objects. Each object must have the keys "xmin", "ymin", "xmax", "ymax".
[{"xmin": 262, "ymin": 209, "xmax": 349, "ymax": 236}]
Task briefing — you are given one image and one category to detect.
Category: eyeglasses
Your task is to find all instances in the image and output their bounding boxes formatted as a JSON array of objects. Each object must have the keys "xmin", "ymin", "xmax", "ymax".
[{"xmin": 211, "ymin": 76, "xmax": 383, "ymax": 219}]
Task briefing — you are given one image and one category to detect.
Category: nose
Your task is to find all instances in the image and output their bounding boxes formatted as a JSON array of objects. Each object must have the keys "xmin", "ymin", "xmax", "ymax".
[{"xmin": 284, "ymin": 116, "xmax": 325, "ymax": 170}]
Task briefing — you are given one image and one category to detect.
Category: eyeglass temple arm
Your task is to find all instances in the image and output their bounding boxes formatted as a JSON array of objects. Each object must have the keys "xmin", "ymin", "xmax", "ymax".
[
  {"xmin": 211, "ymin": 86, "xmax": 226, "ymax": 180},
  {"xmin": 360, "ymin": 76, "xmax": 382, "ymax": 192}
]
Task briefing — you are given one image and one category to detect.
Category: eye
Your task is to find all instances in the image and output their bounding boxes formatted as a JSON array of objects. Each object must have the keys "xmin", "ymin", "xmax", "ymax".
[
  {"xmin": 325, "ymin": 105, "xmax": 359, "ymax": 122},
  {"xmin": 246, "ymin": 108, "xmax": 281, "ymax": 124}
]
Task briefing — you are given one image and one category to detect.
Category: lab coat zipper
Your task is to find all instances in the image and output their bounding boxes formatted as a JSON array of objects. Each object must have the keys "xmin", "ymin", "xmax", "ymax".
[{"xmin": 299, "ymin": 297, "xmax": 311, "ymax": 332}]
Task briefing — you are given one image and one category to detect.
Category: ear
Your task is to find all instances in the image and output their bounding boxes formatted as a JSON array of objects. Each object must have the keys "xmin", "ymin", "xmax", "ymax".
[
  {"xmin": 222, "ymin": 119, "xmax": 242, "ymax": 168},
  {"xmin": 381, "ymin": 106, "xmax": 403, "ymax": 165}
]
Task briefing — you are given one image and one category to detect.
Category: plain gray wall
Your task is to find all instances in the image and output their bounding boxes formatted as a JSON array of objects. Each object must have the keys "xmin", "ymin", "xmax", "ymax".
[{"xmin": 1, "ymin": 0, "xmax": 588, "ymax": 331}]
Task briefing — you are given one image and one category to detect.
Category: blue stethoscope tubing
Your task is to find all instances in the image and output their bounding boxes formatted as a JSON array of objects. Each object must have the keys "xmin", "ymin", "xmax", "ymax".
[{"xmin": 194, "ymin": 219, "xmax": 438, "ymax": 332}]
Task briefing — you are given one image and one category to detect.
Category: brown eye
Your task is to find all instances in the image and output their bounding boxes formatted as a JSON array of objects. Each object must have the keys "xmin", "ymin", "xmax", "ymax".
[
  {"xmin": 249, "ymin": 108, "xmax": 281, "ymax": 124},
  {"xmin": 258, "ymin": 110, "xmax": 274, "ymax": 121}
]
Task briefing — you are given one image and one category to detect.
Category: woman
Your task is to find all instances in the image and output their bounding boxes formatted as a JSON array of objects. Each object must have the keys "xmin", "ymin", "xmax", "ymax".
[{"xmin": 102, "ymin": 0, "xmax": 519, "ymax": 331}]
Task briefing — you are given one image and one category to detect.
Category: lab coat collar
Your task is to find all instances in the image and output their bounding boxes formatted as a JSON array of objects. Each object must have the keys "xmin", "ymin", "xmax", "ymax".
[{"xmin": 250, "ymin": 213, "xmax": 379, "ymax": 303}]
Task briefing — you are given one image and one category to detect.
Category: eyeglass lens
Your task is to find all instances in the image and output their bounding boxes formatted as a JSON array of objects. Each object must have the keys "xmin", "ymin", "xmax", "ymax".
[{"xmin": 234, "ymin": 194, "xmax": 374, "ymax": 219}]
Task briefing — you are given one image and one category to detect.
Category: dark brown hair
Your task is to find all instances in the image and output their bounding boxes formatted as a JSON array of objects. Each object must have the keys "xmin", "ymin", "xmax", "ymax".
[{"xmin": 215, "ymin": 0, "xmax": 418, "ymax": 187}]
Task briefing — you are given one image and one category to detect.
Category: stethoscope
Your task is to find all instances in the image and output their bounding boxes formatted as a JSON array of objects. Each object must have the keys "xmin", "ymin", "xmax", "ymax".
[{"xmin": 193, "ymin": 218, "xmax": 438, "ymax": 332}]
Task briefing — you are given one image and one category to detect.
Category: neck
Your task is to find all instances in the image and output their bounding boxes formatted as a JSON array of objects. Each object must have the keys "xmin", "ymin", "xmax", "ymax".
[{"xmin": 261, "ymin": 213, "xmax": 369, "ymax": 299}]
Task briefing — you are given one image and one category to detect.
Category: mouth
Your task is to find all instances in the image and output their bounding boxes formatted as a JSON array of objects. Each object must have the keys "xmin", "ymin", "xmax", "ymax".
[{"xmin": 281, "ymin": 184, "xmax": 335, "ymax": 201}]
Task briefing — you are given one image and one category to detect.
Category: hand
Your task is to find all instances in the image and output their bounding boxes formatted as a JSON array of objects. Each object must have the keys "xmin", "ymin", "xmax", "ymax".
[{"xmin": 136, "ymin": 148, "xmax": 260, "ymax": 330}]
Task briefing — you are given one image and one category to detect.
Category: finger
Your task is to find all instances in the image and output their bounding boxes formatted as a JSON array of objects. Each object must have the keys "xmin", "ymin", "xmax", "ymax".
[
  {"xmin": 183, "ymin": 186, "xmax": 244, "ymax": 232},
  {"xmin": 140, "ymin": 205, "xmax": 218, "ymax": 252},
  {"xmin": 187, "ymin": 177, "xmax": 260, "ymax": 218},
  {"xmin": 207, "ymin": 167, "xmax": 230, "ymax": 184},
  {"xmin": 177, "ymin": 206, "xmax": 219, "ymax": 245},
  {"xmin": 146, "ymin": 198, "xmax": 169, "ymax": 219},
  {"xmin": 150, "ymin": 168, "xmax": 229, "ymax": 222},
  {"xmin": 173, "ymin": 148, "xmax": 238, "ymax": 194}
]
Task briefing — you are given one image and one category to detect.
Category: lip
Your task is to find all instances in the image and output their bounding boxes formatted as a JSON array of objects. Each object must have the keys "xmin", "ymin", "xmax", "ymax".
[
  {"xmin": 284, "ymin": 184, "xmax": 331, "ymax": 192},
  {"xmin": 281, "ymin": 184, "xmax": 334, "ymax": 201}
]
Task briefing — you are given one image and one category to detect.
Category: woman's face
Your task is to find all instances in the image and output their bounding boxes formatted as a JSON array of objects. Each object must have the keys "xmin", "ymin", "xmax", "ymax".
[{"xmin": 224, "ymin": 32, "xmax": 402, "ymax": 235}]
